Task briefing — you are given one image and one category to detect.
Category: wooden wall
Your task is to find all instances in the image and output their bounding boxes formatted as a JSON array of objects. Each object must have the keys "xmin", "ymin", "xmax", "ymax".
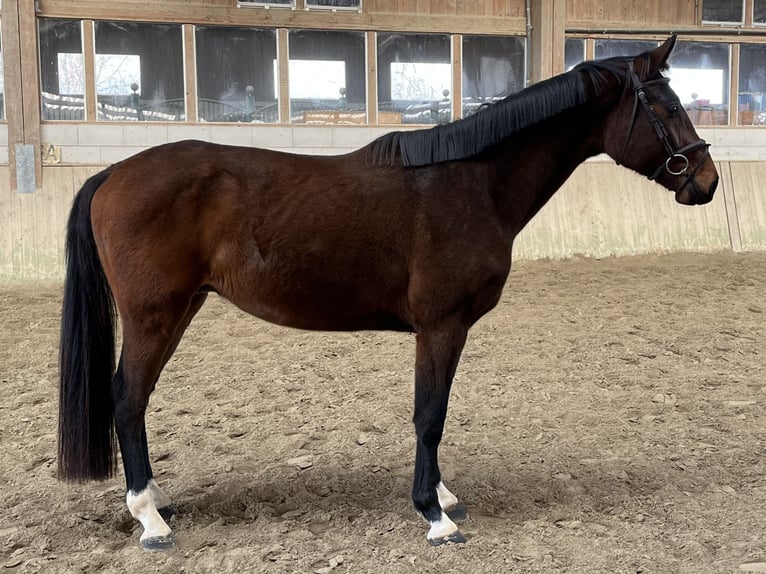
[
  {"xmin": 566, "ymin": 0, "xmax": 697, "ymax": 27},
  {"xmin": 2, "ymin": 161, "xmax": 763, "ymax": 280}
]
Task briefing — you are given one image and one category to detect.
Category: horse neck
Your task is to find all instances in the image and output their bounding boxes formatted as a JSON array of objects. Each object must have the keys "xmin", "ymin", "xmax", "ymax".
[{"xmin": 486, "ymin": 102, "xmax": 609, "ymax": 237}]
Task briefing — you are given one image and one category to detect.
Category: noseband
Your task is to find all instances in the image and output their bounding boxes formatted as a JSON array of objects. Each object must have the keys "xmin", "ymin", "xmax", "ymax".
[{"xmin": 619, "ymin": 66, "xmax": 710, "ymax": 199}]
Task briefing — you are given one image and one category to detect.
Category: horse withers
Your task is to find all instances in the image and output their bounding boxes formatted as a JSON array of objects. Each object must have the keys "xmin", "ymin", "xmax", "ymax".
[{"xmin": 58, "ymin": 36, "xmax": 717, "ymax": 549}]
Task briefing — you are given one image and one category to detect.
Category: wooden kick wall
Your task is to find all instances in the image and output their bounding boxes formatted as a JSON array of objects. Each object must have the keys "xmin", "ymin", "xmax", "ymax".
[{"xmin": 1, "ymin": 160, "xmax": 764, "ymax": 281}]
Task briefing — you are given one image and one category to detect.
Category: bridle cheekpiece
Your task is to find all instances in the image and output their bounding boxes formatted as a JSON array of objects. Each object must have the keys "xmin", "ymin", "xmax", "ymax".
[{"xmin": 618, "ymin": 63, "xmax": 710, "ymax": 199}]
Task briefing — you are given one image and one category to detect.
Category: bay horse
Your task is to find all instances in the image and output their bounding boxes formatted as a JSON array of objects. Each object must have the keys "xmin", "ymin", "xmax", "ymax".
[{"xmin": 58, "ymin": 36, "xmax": 718, "ymax": 549}]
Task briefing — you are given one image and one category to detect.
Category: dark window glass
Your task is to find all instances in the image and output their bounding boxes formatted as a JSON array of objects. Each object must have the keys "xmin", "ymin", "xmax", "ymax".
[
  {"xmin": 307, "ymin": 0, "xmax": 360, "ymax": 7},
  {"xmin": 196, "ymin": 26, "xmax": 277, "ymax": 123},
  {"xmin": 238, "ymin": 0, "xmax": 293, "ymax": 6},
  {"xmin": 39, "ymin": 19, "xmax": 84, "ymax": 120},
  {"xmin": 594, "ymin": 39, "xmax": 658, "ymax": 60},
  {"xmin": 289, "ymin": 30, "xmax": 366, "ymax": 124},
  {"xmin": 702, "ymin": 0, "xmax": 744, "ymax": 23},
  {"xmin": 667, "ymin": 42, "xmax": 730, "ymax": 126},
  {"xmin": 461, "ymin": 35, "xmax": 525, "ymax": 118},
  {"xmin": 377, "ymin": 33, "xmax": 451, "ymax": 125},
  {"xmin": 738, "ymin": 44, "xmax": 766, "ymax": 125},
  {"xmin": 755, "ymin": 0, "xmax": 766, "ymax": 23},
  {"xmin": 95, "ymin": 21, "xmax": 184, "ymax": 121},
  {"xmin": 565, "ymin": 38, "xmax": 585, "ymax": 70}
]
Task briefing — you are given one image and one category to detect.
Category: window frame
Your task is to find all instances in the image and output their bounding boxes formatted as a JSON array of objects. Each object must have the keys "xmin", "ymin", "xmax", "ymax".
[{"xmin": 701, "ymin": 0, "xmax": 746, "ymax": 26}]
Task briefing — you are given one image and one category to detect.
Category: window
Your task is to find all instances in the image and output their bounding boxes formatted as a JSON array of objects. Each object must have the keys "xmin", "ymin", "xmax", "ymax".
[
  {"xmin": 564, "ymin": 38, "xmax": 585, "ymax": 71},
  {"xmin": 738, "ymin": 44, "xmax": 766, "ymax": 125},
  {"xmin": 461, "ymin": 35, "xmax": 525, "ymax": 118},
  {"xmin": 238, "ymin": 0, "xmax": 294, "ymax": 7},
  {"xmin": 95, "ymin": 21, "xmax": 184, "ymax": 121},
  {"xmin": 594, "ymin": 39, "xmax": 658, "ymax": 59},
  {"xmin": 702, "ymin": 0, "xmax": 745, "ymax": 24},
  {"xmin": 195, "ymin": 26, "xmax": 277, "ymax": 123},
  {"xmin": 755, "ymin": 0, "xmax": 766, "ymax": 24},
  {"xmin": 39, "ymin": 19, "xmax": 85, "ymax": 120},
  {"xmin": 667, "ymin": 42, "xmax": 730, "ymax": 126},
  {"xmin": 377, "ymin": 33, "xmax": 451, "ymax": 124},
  {"xmin": 289, "ymin": 30, "xmax": 366, "ymax": 124},
  {"xmin": 306, "ymin": 0, "xmax": 361, "ymax": 9}
]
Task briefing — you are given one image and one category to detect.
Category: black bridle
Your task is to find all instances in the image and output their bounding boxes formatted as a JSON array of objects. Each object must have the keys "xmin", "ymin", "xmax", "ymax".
[{"xmin": 619, "ymin": 67, "xmax": 710, "ymax": 200}]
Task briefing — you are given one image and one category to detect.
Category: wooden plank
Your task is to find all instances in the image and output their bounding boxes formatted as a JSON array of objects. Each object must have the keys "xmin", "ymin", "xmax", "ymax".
[
  {"xmin": 83, "ymin": 21, "xmax": 97, "ymax": 122},
  {"xmin": 431, "ymin": 0, "xmax": 457, "ymax": 15},
  {"xmin": 0, "ymin": 167, "xmax": 13, "ymax": 278},
  {"xmin": 37, "ymin": 2, "xmax": 527, "ymax": 35},
  {"xmin": 451, "ymin": 34, "xmax": 462, "ymax": 120},
  {"xmin": 183, "ymin": 24, "xmax": 198, "ymax": 123},
  {"xmin": 2, "ymin": 0, "xmax": 23, "ymax": 191},
  {"xmin": 277, "ymin": 29, "xmax": 290, "ymax": 124},
  {"xmin": 18, "ymin": 0, "xmax": 43, "ymax": 187},
  {"xmin": 366, "ymin": 31, "xmax": 378, "ymax": 125},
  {"xmin": 730, "ymin": 162, "xmax": 766, "ymax": 250}
]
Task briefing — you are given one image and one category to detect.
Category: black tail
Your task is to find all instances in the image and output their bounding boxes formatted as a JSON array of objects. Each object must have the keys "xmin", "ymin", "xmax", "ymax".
[{"xmin": 58, "ymin": 168, "xmax": 117, "ymax": 482}]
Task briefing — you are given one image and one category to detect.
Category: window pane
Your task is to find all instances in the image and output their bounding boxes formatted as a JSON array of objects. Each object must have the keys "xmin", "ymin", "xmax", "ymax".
[
  {"xmin": 238, "ymin": 0, "xmax": 294, "ymax": 6},
  {"xmin": 307, "ymin": 0, "xmax": 360, "ymax": 7},
  {"xmin": 39, "ymin": 19, "xmax": 84, "ymax": 121},
  {"xmin": 377, "ymin": 33, "xmax": 451, "ymax": 125},
  {"xmin": 95, "ymin": 21, "xmax": 184, "ymax": 121},
  {"xmin": 289, "ymin": 30, "xmax": 366, "ymax": 124},
  {"xmin": 594, "ymin": 39, "xmax": 658, "ymax": 59},
  {"xmin": 461, "ymin": 35, "xmax": 525, "ymax": 118},
  {"xmin": 196, "ymin": 26, "xmax": 277, "ymax": 123},
  {"xmin": 667, "ymin": 42, "xmax": 730, "ymax": 126},
  {"xmin": 702, "ymin": 0, "xmax": 744, "ymax": 22},
  {"xmin": 755, "ymin": 0, "xmax": 766, "ymax": 23},
  {"xmin": 738, "ymin": 44, "xmax": 766, "ymax": 125},
  {"xmin": 565, "ymin": 38, "xmax": 585, "ymax": 71}
]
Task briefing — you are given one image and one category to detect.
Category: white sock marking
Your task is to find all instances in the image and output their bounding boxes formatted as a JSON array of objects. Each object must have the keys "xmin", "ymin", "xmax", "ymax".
[
  {"xmin": 127, "ymin": 487, "xmax": 172, "ymax": 542},
  {"xmin": 436, "ymin": 481, "xmax": 459, "ymax": 511},
  {"xmin": 427, "ymin": 512, "xmax": 459, "ymax": 541}
]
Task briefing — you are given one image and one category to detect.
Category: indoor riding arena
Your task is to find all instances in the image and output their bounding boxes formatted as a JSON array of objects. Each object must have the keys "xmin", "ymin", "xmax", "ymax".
[{"xmin": 1, "ymin": 1, "xmax": 765, "ymax": 573}]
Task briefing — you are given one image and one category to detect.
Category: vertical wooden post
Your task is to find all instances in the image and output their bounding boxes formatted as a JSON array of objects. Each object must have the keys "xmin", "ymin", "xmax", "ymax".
[
  {"xmin": 184, "ymin": 24, "xmax": 198, "ymax": 123},
  {"xmin": 730, "ymin": 42, "xmax": 740, "ymax": 126},
  {"xmin": 366, "ymin": 31, "xmax": 378, "ymax": 125},
  {"xmin": 83, "ymin": 20, "xmax": 97, "ymax": 122},
  {"xmin": 528, "ymin": 0, "xmax": 566, "ymax": 83},
  {"xmin": 277, "ymin": 28, "xmax": 290, "ymax": 124},
  {"xmin": 451, "ymin": 34, "xmax": 462, "ymax": 120},
  {"xmin": 2, "ymin": 0, "xmax": 23, "ymax": 191}
]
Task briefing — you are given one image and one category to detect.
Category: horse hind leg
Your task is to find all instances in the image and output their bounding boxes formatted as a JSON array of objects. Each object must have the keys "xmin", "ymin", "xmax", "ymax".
[{"xmin": 114, "ymin": 293, "xmax": 206, "ymax": 550}]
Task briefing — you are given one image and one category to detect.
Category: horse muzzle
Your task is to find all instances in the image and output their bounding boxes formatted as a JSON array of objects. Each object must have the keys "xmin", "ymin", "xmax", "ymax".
[{"xmin": 675, "ymin": 173, "xmax": 718, "ymax": 205}]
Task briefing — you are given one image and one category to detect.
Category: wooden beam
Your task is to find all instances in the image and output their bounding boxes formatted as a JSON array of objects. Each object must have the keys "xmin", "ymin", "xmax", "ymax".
[
  {"xmin": 183, "ymin": 24, "xmax": 198, "ymax": 123},
  {"xmin": 36, "ymin": 1, "xmax": 526, "ymax": 36},
  {"xmin": 83, "ymin": 20, "xmax": 97, "ymax": 122},
  {"xmin": 277, "ymin": 28, "xmax": 290, "ymax": 124},
  {"xmin": 451, "ymin": 34, "xmax": 462, "ymax": 120},
  {"xmin": 366, "ymin": 31, "xmax": 378, "ymax": 124},
  {"xmin": 2, "ymin": 0, "xmax": 23, "ymax": 190},
  {"xmin": 19, "ymin": 0, "xmax": 43, "ymax": 186}
]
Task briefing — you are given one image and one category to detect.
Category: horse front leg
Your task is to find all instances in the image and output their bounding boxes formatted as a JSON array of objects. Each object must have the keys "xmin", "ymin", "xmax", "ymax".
[{"xmin": 412, "ymin": 324, "xmax": 469, "ymax": 545}]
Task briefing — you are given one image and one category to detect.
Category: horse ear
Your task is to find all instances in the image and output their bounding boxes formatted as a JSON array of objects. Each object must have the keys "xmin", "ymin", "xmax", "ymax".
[{"xmin": 649, "ymin": 35, "xmax": 677, "ymax": 74}]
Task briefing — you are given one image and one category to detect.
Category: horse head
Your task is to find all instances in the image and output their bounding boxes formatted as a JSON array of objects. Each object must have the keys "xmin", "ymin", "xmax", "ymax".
[{"xmin": 603, "ymin": 36, "xmax": 719, "ymax": 205}]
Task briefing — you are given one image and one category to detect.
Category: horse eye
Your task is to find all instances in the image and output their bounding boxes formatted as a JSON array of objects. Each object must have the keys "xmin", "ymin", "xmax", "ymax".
[{"xmin": 667, "ymin": 105, "xmax": 680, "ymax": 116}]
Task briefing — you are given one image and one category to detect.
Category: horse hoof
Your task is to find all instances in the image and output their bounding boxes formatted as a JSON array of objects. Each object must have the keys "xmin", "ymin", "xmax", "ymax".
[
  {"xmin": 428, "ymin": 530, "xmax": 467, "ymax": 547},
  {"xmin": 445, "ymin": 504, "xmax": 468, "ymax": 522},
  {"xmin": 141, "ymin": 535, "xmax": 174, "ymax": 551},
  {"xmin": 158, "ymin": 505, "xmax": 176, "ymax": 521}
]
